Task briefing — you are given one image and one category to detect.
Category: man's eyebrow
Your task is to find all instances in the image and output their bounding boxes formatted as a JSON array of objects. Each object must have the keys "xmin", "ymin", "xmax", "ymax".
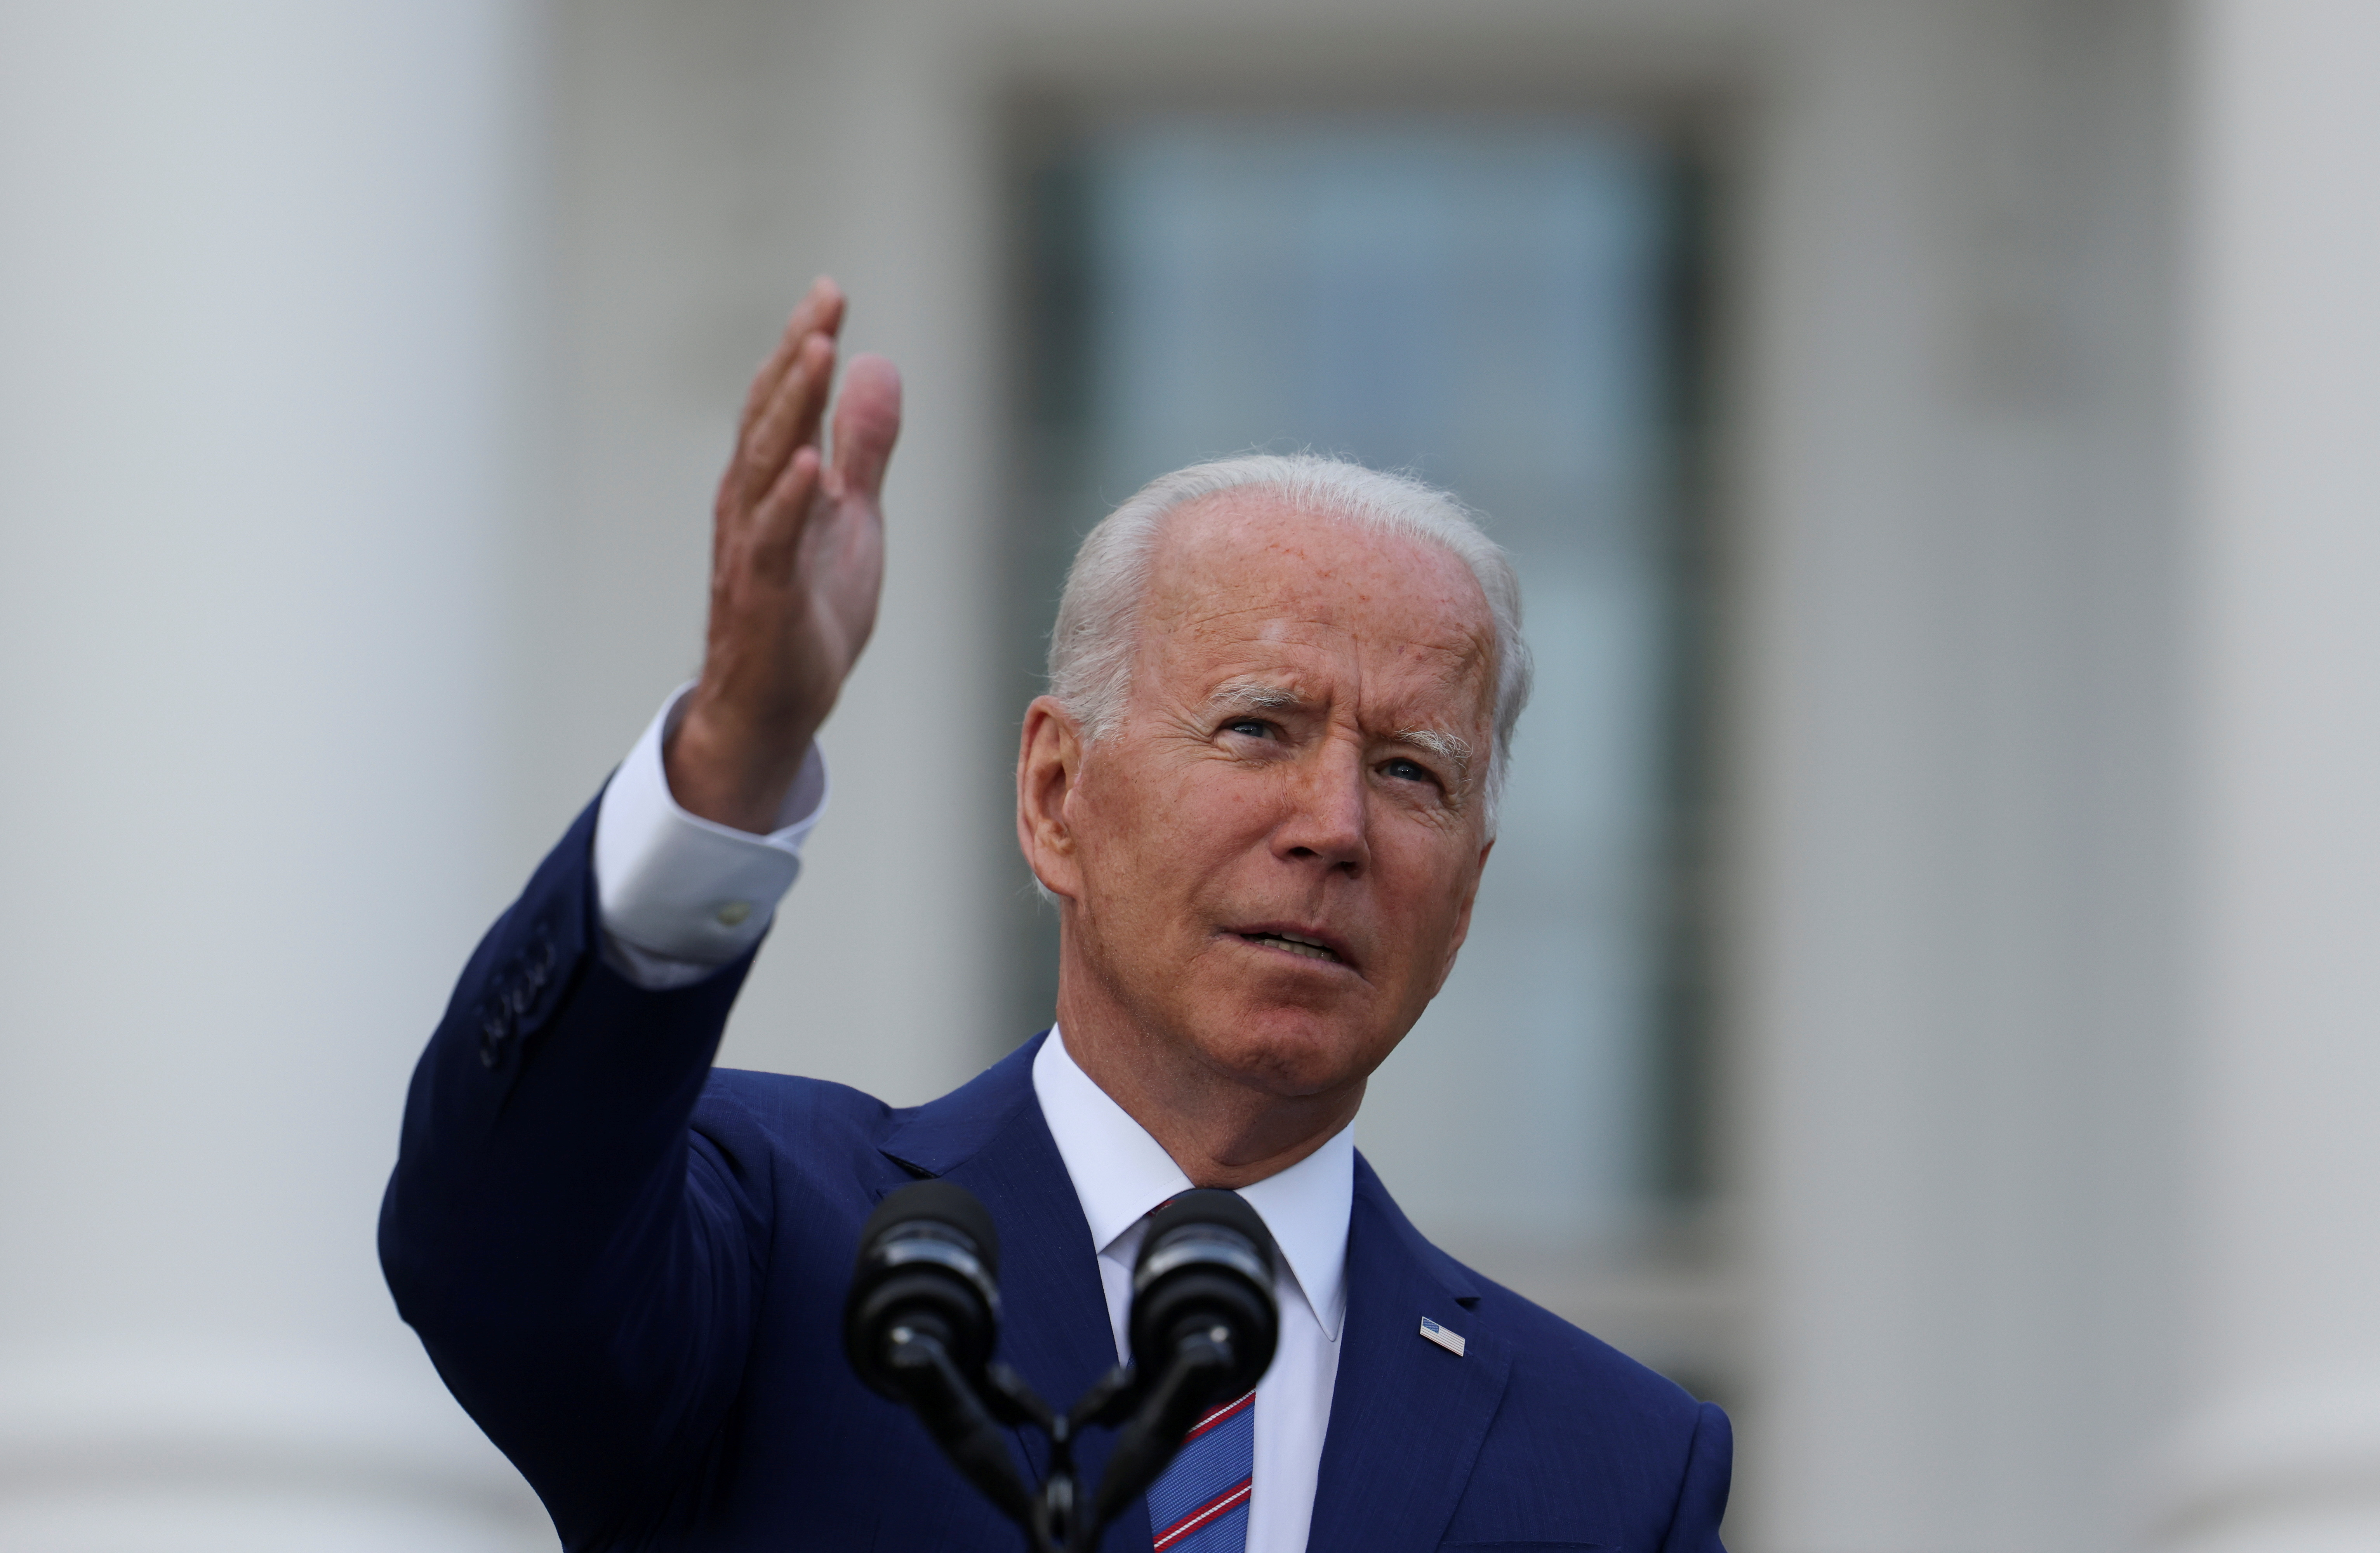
[
  {"xmin": 1393, "ymin": 726, "xmax": 1475, "ymax": 781},
  {"xmin": 1204, "ymin": 680, "xmax": 1306, "ymax": 715}
]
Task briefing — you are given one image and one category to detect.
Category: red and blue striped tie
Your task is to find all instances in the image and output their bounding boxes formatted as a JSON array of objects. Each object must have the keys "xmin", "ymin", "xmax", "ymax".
[{"xmin": 1146, "ymin": 1388, "xmax": 1254, "ymax": 1551}]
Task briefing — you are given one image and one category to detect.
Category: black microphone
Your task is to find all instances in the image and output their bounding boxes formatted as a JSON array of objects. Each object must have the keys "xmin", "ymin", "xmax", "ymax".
[
  {"xmin": 843, "ymin": 1180, "xmax": 1032, "ymax": 1520},
  {"xmin": 1087, "ymin": 1189, "xmax": 1281, "ymax": 1535}
]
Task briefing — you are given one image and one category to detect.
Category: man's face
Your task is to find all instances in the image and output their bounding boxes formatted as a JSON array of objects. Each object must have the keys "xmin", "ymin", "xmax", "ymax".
[{"xmin": 1049, "ymin": 492, "xmax": 1499, "ymax": 1103}]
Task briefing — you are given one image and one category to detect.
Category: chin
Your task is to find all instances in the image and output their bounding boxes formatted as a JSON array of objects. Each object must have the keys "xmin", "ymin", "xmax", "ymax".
[{"xmin": 1185, "ymin": 1004, "xmax": 1388, "ymax": 1098}]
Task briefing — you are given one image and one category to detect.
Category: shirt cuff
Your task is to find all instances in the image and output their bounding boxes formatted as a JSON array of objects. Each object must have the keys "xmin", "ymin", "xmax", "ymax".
[{"xmin": 592, "ymin": 683, "xmax": 828, "ymax": 985}]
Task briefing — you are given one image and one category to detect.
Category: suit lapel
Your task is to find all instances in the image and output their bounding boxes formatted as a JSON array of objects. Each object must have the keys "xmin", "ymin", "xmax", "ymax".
[
  {"xmin": 879, "ymin": 1034, "xmax": 1149, "ymax": 1550},
  {"xmin": 1306, "ymin": 1155, "xmax": 1510, "ymax": 1553}
]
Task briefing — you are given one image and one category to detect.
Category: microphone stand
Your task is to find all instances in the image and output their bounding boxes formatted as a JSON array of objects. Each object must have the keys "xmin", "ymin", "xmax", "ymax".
[
  {"xmin": 880, "ymin": 1325, "xmax": 1037, "ymax": 1525},
  {"xmin": 849, "ymin": 1184, "xmax": 1274, "ymax": 1553},
  {"xmin": 886, "ymin": 1339, "xmax": 1239, "ymax": 1553},
  {"xmin": 1078, "ymin": 1329, "xmax": 1238, "ymax": 1541}
]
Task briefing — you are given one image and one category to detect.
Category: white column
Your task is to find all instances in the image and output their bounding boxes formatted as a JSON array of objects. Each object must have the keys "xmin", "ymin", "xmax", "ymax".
[
  {"xmin": 2162, "ymin": 3, "xmax": 2380, "ymax": 1550},
  {"xmin": 1742, "ymin": 2, "xmax": 2188, "ymax": 1549},
  {"xmin": 0, "ymin": 3, "xmax": 546, "ymax": 1548}
]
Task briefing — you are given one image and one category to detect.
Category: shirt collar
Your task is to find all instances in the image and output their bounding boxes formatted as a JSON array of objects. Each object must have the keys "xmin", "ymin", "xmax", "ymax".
[{"xmin": 1032, "ymin": 1025, "xmax": 1353, "ymax": 1342}]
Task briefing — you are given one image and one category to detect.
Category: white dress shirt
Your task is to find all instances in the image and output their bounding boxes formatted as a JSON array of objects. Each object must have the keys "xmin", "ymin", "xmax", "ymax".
[
  {"xmin": 593, "ymin": 685, "xmax": 828, "ymax": 986},
  {"xmin": 592, "ymin": 688, "xmax": 1349, "ymax": 1553},
  {"xmin": 1032, "ymin": 1027, "xmax": 1347, "ymax": 1553}
]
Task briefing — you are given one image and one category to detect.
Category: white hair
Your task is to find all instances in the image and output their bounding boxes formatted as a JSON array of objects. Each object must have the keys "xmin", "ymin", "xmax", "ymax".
[{"xmin": 1046, "ymin": 453, "xmax": 1534, "ymax": 829}]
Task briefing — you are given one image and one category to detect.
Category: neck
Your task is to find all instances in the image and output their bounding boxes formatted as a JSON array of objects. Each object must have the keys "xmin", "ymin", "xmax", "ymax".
[{"xmin": 1052, "ymin": 991, "xmax": 1361, "ymax": 1192}]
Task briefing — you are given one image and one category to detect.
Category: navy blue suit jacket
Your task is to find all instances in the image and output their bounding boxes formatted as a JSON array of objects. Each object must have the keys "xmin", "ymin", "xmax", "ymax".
[{"xmin": 381, "ymin": 798, "xmax": 1732, "ymax": 1551}]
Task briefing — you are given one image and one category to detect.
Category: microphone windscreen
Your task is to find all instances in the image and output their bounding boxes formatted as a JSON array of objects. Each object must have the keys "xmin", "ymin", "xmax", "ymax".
[
  {"xmin": 1140, "ymin": 1189, "xmax": 1276, "ymax": 1281},
  {"xmin": 1129, "ymin": 1188, "xmax": 1280, "ymax": 1397},
  {"xmin": 861, "ymin": 1179, "xmax": 1001, "ymax": 1277}
]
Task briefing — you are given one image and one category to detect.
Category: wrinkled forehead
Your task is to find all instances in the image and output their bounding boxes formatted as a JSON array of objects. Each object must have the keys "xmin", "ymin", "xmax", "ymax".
[{"xmin": 1133, "ymin": 490, "xmax": 1499, "ymax": 714}]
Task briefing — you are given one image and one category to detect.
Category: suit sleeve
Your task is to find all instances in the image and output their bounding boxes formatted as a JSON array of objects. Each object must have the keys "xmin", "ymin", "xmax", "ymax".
[
  {"xmin": 378, "ymin": 793, "xmax": 770, "ymax": 1546},
  {"xmin": 1657, "ymin": 1401, "xmax": 1733, "ymax": 1553}
]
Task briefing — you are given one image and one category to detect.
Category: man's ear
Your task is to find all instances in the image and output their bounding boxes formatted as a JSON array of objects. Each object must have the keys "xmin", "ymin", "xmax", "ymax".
[{"xmin": 1017, "ymin": 695, "xmax": 1087, "ymax": 901}]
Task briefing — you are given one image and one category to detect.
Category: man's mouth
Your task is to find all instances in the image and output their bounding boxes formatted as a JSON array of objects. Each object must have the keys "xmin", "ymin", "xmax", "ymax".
[{"xmin": 1237, "ymin": 929, "xmax": 1344, "ymax": 965}]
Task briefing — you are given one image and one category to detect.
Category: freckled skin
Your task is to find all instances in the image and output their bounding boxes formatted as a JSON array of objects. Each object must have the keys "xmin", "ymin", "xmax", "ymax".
[{"xmin": 1016, "ymin": 491, "xmax": 1499, "ymax": 1187}]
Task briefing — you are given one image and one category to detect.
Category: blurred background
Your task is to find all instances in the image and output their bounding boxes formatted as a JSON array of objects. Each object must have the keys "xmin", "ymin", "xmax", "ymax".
[{"xmin": 3, "ymin": 1, "xmax": 2376, "ymax": 1550}]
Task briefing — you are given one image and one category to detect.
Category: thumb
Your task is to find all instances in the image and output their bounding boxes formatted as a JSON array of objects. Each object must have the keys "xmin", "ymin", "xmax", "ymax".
[{"xmin": 830, "ymin": 354, "xmax": 902, "ymax": 504}]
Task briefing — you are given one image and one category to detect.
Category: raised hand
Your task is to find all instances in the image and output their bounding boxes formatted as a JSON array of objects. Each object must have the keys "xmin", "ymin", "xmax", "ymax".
[{"xmin": 666, "ymin": 278, "xmax": 903, "ymax": 832}]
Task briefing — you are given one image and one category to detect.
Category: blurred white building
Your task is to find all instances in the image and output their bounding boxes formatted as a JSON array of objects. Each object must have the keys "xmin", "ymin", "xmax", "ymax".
[{"xmin": 3, "ymin": 1, "xmax": 2375, "ymax": 1550}]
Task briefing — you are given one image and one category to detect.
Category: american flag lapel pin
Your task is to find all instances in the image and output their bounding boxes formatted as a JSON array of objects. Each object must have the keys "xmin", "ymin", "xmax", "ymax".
[{"xmin": 1419, "ymin": 1316, "xmax": 1466, "ymax": 1357}]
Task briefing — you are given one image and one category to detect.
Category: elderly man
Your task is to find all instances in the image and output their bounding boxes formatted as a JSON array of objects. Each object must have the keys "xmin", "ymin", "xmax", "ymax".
[{"xmin": 381, "ymin": 280, "xmax": 1731, "ymax": 1552}]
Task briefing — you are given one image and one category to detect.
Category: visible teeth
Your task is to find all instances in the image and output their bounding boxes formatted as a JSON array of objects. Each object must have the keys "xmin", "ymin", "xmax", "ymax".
[{"xmin": 1252, "ymin": 933, "xmax": 1337, "ymax": 962}]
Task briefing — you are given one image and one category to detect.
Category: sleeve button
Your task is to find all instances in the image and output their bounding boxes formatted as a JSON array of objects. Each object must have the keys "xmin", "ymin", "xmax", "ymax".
[{"xmin": 713, "ymin": 900, "xmax": 753, "ymax": 927}]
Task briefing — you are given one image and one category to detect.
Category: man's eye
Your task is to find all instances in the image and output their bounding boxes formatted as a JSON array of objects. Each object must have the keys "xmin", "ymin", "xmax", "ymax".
[
  {"xmin": 1383, "ymin": 757, "xmax": 1436, "ymax": 785},
  {"xmin": 1224, "ymin": 719, "xmax": 1271, "ymax": 739}
]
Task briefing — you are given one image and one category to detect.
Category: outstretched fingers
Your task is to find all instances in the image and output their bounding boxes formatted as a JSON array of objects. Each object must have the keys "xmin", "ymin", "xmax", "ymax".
[
  {"xmin": 738, "ymin": 277, "xmax": 845, "ymax": 442},
  {"xmin": 737, "ymin": 331, "xmax": 837, "ymax": 515}
]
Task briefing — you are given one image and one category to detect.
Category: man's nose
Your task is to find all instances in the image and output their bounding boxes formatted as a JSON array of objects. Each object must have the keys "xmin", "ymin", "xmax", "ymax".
[{"xmin": 1273, "ymin": 742, "xmax": 1370, "ymax": 876}]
